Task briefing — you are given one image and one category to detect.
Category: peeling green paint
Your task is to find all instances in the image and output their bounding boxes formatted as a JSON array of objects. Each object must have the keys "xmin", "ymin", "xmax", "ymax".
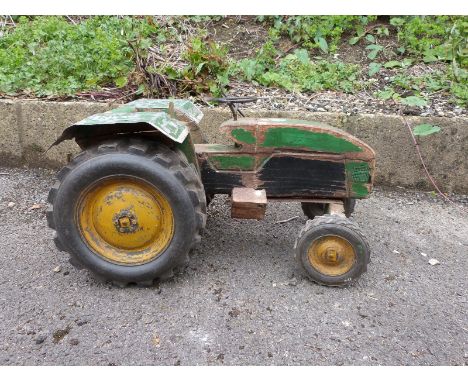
[
  {"xmin": 210, "ymin": 155, "xmax": 255, "ymax": 170},
  {"xmin": 346, "ymin": 161, "xmax": 370, "ymax": 197},
  {"xmin": 122, "ymin": 99, "xmax": 204, "ymax": 124},
  {"xmin": 110, "ymin": 104, "xmax": 136, "ymax": 113},
  {"xmin": 177, "ymin": 136, "xmax": 198, "ymax": 171},
  {"xmin": 351, "ymin": 182, "xmax": 369, "ymax": 197},
  {"xmin": 75, "ymin": 111, "xmax": 188, "ymax": 143},
  {"xmin": 231, "ymin": 128, "xmax": 256, "ymax": 144},
  {"xmin": 261, "ymin": 127, "xmax": 362, "ymax": 153},
  {"xmin": 345, "ymin": 162, "xmax": 370, "ymax": 182}
]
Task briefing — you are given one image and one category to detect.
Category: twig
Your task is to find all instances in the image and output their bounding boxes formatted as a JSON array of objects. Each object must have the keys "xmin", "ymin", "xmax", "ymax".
[
  {"xmin": 364, "ymin": 23, "xmax": 386, "ymax": 35},
  {"xmin": 66, "ymin": 16, "xmax": 77, "ymax": 25},
  {"xmin": 113, "ymin": 89, "xmax": 139, "ymax": 102},
  {"xmin": 275, "ymin": 43, "xmax": 299, "ymax": 60},
  {"xmin": 230, "ymin": 49, "xmax": 257, "ymax": 57},
  {"xmin": 275, "ymin": 216, "xmax": 299, "ymax": 224},
  {"xmin": 397, "ymin": 107, "xmax": 459, "ymax": 207},
  {"xmin": 197, "ymin": 97, "xmax": 212, "ymax": 107}
]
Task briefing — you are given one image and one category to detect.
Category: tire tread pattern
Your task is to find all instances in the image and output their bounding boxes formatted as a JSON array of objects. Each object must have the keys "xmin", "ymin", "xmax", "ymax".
[
  {"xmin": 294, "ymin": 214, "xmax": 370, "ymax": 286},
  {"xmin": 47, "ymin": 138, "xmax": 206, "ymax": 287}
]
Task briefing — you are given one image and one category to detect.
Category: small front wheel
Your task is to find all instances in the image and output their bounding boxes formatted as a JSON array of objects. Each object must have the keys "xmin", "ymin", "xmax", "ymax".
[{"xmin": 295, "ymin": 215, "xmax": 370, "ymax": 286}]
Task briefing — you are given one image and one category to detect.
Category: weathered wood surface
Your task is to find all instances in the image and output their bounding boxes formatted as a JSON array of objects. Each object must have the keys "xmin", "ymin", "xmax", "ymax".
[
  {"xmin": 231, "ymin": 187, "xmax": 267, "ymax": 220},
  {"xmin": 195, "ymin": 117, "xmax": 375, "ymax": 200},
  {"xmin": 220, "ymin": 118, "xmax": 375, "ymax": 161}
]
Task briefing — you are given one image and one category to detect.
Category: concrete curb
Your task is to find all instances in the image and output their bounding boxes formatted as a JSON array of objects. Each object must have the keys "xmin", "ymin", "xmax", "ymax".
[{"xmin": 0, "ymin": 99, "xmax": 466, "ymax": 192}]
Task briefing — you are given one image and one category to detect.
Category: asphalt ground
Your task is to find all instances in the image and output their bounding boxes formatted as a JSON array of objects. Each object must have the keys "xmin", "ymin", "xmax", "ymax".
[{"xmin": 0, "ymin": 166, "xmax": 466, "ymax": 365}]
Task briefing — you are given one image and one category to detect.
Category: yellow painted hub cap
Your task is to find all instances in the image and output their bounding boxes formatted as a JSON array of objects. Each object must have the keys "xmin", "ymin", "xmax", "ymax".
[
  {"xmin": 307, "ymin": 235, "xmax": 356, "ymax": 276},
  {"xmin": 77, "ymin": 178, "xmax": 174, "ymax": 265}
]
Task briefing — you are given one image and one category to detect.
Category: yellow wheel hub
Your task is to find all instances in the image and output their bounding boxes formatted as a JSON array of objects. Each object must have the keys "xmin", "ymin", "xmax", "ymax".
[
  {"xmin": 307, "ymin": 235, "xmax": 356, "ymax": 276},
  {"xmin": 77, "ymin": 177, "xmax": 174, "ymax": 265}
]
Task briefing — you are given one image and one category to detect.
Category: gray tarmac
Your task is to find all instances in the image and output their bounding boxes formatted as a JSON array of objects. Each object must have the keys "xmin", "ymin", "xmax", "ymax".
[{"xmin": 0, "ymin": 167, "xmax": 466, "ymax": 365}]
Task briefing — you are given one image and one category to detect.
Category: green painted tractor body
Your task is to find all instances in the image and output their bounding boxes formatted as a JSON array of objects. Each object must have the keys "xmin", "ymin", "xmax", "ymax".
[{"xmin": 48, "ymin": 98, "xmax": 376, "ymax": 287}]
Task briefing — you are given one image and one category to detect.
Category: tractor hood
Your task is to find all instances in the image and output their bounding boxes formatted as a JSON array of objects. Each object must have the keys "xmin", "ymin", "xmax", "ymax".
[{"xmin": 221, "ymin": 118, "xmax": 375, "ymax": 161}]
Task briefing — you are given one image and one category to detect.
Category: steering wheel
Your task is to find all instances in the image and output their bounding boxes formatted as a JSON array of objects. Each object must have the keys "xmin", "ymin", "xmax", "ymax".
[
  {"xmin": 208, "ymin": 96, "xmax": 258, "ymax": 104},
  {"xmin": 206, "ymin": 96, "xmax": 258, "ymax": 120}
]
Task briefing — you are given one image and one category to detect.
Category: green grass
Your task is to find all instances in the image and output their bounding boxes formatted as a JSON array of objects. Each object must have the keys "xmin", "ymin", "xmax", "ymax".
[
  {"xmin": 0, "ymin": 15, "xmax": 465, "ymax": 106},
  {"xmin": 390, "ymin": 16, "xmax": 465, "ymax": 58},
  {"xmin": 0, "ymin": 16, "xmax": 157, "ymax": 96},
  {"xmin": 256, "ymin": 16, "xmax": 377, "ymax": 53},
  {"xmin": 235, "ymin": 49, "xmax": 360, "ymax": 93}
]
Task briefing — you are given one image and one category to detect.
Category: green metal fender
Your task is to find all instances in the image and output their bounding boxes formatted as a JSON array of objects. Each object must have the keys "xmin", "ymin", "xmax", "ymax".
[{"xmin": 50, "ymin": 99, "xmax": 203, "ymax": 147}]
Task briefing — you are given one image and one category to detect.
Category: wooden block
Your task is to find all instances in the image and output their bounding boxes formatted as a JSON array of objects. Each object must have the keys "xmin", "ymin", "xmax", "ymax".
[
  {"xmin": 328, "ymin": 201, "xmax": 345, "ymax": 216},
  {"xmin": 231, "ymin": 187, "xmax": 267, "ymax": 220}
]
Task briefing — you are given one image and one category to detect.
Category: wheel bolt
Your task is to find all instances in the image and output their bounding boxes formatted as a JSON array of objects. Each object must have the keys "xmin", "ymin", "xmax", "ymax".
[
  {"xmin": 118, "ymin": 216, "xmax": 131, "ymax": 228},
  {"xmin": 325, "ymin": 248, "xmax": 338, "ymax": 262}
]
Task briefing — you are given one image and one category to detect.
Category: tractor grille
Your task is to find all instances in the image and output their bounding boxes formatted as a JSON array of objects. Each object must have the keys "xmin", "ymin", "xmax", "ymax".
[{"xmin": 351, "ymin": 163, "xmax": 370, "ymax": 183}]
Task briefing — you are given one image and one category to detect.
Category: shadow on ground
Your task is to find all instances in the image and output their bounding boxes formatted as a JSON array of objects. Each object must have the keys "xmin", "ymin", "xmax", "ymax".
[{"xmin": 0, "ymin": 167, "xmax": 466, "ymax": 365}]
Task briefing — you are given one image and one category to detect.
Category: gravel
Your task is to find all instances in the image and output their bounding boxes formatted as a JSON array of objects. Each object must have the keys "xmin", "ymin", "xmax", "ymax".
[
  {"xmin": 226, "ymin": 82, "xmax": 467, "ymax": 118},
  {"xmin": 4, "ymin": 75, "xmax": 465, "ymax": 120},
  {"xmin": 0, "ymin": 167, "xmax": 467, "ymax": 365}
]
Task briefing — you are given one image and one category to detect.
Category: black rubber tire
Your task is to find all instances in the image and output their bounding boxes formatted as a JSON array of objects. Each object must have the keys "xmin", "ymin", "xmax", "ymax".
[
  {"xmin": 301, "ymin": 202, "xmax": 326, "ymax": 219},
  {"xmin": 301, "ymin": 198, "xmax": 356, "ymax": 219},
  {"xmin": 206, "ymin": 193, "xmax": 215, "ymax": 207},
  {"xmin": 344, "ymin": 198, "xmax": 356, "ymax": 217},
  {"xmin": 294, "ymin": 214, "xmax": 370, "ymax": 286},
  {"xmin": 47, "ymin": 138, "xmax": 206, "ymax": 286}
]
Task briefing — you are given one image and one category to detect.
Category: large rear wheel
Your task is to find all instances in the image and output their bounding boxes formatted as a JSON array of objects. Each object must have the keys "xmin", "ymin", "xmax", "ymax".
[{"xmin": 47, "ymin": 139, "xmax": 206, "ymax": 286}]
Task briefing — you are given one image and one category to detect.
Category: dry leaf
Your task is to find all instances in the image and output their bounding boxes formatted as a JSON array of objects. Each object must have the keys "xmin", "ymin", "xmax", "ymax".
[{"xmin": 152, "ymin": 333, "xmax": 161, "ymax": 347}]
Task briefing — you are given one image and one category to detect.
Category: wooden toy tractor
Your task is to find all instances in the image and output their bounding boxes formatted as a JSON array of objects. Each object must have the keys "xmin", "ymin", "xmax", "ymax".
[{"xmin": 48, "ymin": 97, "xmax": 375, "ymax": 287}]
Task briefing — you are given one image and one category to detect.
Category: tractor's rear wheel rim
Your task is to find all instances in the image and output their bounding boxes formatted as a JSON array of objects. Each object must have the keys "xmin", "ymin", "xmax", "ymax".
[
  {"xmin": 307, "ymin": 235, "xmax": 356, "ymax": 276},
  {"xmin": 77, "ymin": 177, "xmax": 174, "ymax": 265}
]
